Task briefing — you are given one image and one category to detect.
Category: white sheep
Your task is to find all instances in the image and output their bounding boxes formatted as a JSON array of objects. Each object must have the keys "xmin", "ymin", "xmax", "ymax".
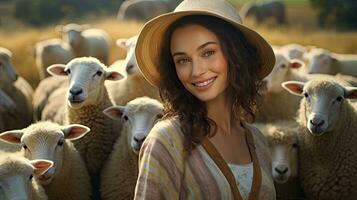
[
  {"xmin": 0, "ymin": 121, "xmax": 92, "ymax": 200},
  {"xmin": 305, "ymin": 48, "xmax": 357, "ymax": 77},
  {"xmin": 33, "ymin": 38, "xmax": 74, "ymax": 80},
  {"xmin": 275, "ymin": 43, "xmax": 308, "ymax": 60},
  {"xmin": 117, "ymin": 0, "xmax": 177, "ymax": 22},
  {"xmin": 0, "ymin": 47, "xmax": 17, "ymax": 85},
  {"xmin": 240, "ymin": 0, "xmax": 287, "ymax": 24},
  {"xmin": 100, "ymin": 97, "xmax": 163, "ymax": 200},
  {"xmin": 0, "ymin": 47, "xmax": 33, "ymax": 130},
  {"xmin": 282, "ymin": 79, "xmax": 357, "ymax": 199},
  {"xmin": 40, "ymin": 86, "xmax": 68, "ymax": 124},
  {"xmin": 0, "ymin": 151, "xmax": 53, "ymax": 200},
  {"xmin": 256, "ymin": 121, "xmax": 305, "ymax": 200},
  {"xmin": 47, "ymin": 57, "xmax": 124, "ymax": 198},
  {"xmin": 257, "ymin": 53, "xmax": 357, "ymax": 122},
  {"xmin": 106, "ymin": 36, "xmax": 160, "ymax": 105},
  {"xmin": 32, "ymin": 76, "xmax": 68, "ymax": 121},
  {"xmin": 58, "ymin": 23, "xmax": 111, "ymax": 65}
]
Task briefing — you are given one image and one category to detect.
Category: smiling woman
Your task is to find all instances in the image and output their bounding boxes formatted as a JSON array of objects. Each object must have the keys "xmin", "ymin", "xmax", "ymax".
[{"xmin": 133, "ymin": 0, "xmax": 276, "ymax": 199}]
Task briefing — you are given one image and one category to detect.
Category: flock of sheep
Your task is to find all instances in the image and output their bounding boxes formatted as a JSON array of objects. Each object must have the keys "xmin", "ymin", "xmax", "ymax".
[{"xmin": 1, "ymin": 0, "xmax": 357, "ymax": 199}]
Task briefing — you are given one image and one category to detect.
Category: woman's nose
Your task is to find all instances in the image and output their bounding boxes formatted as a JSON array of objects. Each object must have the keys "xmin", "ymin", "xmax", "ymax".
[{"xmin": 191, "ymin": 60, "xmax": 207, "ymax": 77}]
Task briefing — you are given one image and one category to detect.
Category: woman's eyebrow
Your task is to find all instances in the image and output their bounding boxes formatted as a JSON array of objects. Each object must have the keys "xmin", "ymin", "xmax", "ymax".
[{"xmin": 172, "ymin": 42, "xmax": 218, "ymax": 57}]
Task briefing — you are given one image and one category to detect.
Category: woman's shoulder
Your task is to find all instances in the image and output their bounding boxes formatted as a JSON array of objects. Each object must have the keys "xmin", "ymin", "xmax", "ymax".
[{"xmin": 146, "ymin": 116, "xmax": 185, "ymax": 151}]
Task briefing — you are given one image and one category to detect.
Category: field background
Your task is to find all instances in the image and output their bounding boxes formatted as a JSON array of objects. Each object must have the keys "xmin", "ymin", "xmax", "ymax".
[{"xmin": 1, "ymin": 0, "xmax": 357, "ymax": 88}]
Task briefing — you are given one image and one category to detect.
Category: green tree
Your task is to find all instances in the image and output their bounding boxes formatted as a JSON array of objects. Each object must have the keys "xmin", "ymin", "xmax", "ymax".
[{"xmin": 310, "ymin": 0, "xmax": 357, "ymax": 30}]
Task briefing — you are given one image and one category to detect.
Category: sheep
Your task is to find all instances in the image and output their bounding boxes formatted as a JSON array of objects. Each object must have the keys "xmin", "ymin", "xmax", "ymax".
[
  {"xmin": 57, "ymin": 23, "xmax": 111, "ymax": 65},
  {"xmin": 40, "ymin": 86, "xmax": 68, "ymax": 124},
  {"xmin": 256, "ymin": 121, "xmax": 305, "ymax": 200},
  {"xmin": 0, "ymin": 121, "xmax": 92, "ymax": 200},
  {"xmin": 275, "ymin": 43, "xmax": 308, "ymax": 60},
  {"xmin": 0, "ymin": 151, "xmax": 53, "ymax": 200},
  {"xmin": 106, "ymin": 36, "xmax": 160, "ymax": 105},
  {"xmin": 257, "ymin": 53, "xmax": 357, "ymax": 122},
  {"xmin": 47, "ymin": 57, "xmax": 124, "ymax": 198},
  {"xmin": 0, "ymin": 47, "xmax": 17, "ymax": 85},
  {"xmin": 100, "ymin": 97, "xmax": 163, "ymax": 200},
  {"xmin": 282, "ymin": 79, "xmax": 357, "ymax": 199},
  {"xmin": 0, "ymin": 47, "xmax": 33, "ymax": 130},
  {"xmin": 33, "ymin": 38, "xmax": 74, "ymax": 80},
  {"xmin": 117, "ymin": 0, "xmax": 177, "ymax": 22},
  {"xmin": 305, "ymin": 48, "xmax": 357, "ymax": 77},
  {"xmin": 240, "ymin": 0, "xmax": 287, "ymax": 25},
  {"xmin": 32, "ymin": 76, "xmax": 68, "ymax": 121}
]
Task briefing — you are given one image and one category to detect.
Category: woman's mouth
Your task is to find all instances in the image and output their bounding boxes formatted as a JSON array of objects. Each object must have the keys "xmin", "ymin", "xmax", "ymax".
[{"xmin": 192, "ymin": 77, "xmax": 217, "ymax": 88}]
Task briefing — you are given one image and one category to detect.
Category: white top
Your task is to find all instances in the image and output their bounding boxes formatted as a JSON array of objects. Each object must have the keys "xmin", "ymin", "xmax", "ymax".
[{"xmin": 228, "ymin": 162, "xmax": 254, "ymax": 200}]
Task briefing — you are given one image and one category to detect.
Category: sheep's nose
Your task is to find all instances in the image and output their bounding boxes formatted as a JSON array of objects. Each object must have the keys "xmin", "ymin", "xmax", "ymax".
[
  {"xmin": 275, "ymin": 165, "xmax": 288, "ymax": 175},
  {"xmin": 310, "ymin": 118, "xmax": 324, "ymax": 127},
  {"xmin": 134, "ymin": 136, "xmax": 146, "ymax": 143},
  {"xmin": 69, "ymin": 87, "xmax": 83, "ymax": 96}
]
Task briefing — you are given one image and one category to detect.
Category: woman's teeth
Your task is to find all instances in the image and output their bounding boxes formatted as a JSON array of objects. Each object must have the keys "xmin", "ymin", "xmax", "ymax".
[{"xmin": 193, "ymin": 77, "xmax": 215, "ymax": 87}]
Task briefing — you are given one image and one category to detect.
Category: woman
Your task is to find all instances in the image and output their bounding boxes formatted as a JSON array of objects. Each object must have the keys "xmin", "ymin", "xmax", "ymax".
[{"xmin": 134, "ymin": 0, "xmax": 276, "ymax": 199}]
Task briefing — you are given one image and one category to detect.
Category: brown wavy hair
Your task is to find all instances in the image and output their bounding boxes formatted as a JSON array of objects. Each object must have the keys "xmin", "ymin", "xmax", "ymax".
[{"xmin": 158, "ymin": 15, "xmax": 263, "ymax": 152}]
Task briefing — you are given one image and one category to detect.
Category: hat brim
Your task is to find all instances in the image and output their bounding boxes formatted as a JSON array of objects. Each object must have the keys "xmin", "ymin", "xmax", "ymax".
[{"xmin": 136, "ymin": 10, "xmax": 275, "ymax": 87}]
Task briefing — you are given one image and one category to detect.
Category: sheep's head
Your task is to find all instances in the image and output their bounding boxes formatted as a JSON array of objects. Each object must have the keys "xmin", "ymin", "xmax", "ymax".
[
  {"xmin": 0, "ymin": 47, "xmax": 18, "ymax": 85},
  {"xmin": 47, "ymin": 57, "xmax": 124, "ymax": 109},
  {"xmin": 103, "ymin": 97, "xmax": 163, "ymax": 154},
  {"xmin": 57, "ymin": 23, "xmax": 89, "ymax": 48},
  {"xmin": 265, "ymin": 124, "xmax": 299, "ymax": 184},
  {"xmin": 262, "ymin": 53, "xmax": 303, "ymax": 94},
  {"xmin": 282, "ymin": 80, "xmax": 357, "ymax": 135},
  {"xmin": 116, "ymin": 36, "xmax": 139, "ymax": 75},
  {"xmin": 0, "ymin": 152, "xmax": 52, "ymax": 199},
  {"xmin": 0, "ymin": 121, "xmax": 89, "ymax": 185},
  {"xmin": 306, "ymin": 48, "xmax": 337, "ymax": 75}
]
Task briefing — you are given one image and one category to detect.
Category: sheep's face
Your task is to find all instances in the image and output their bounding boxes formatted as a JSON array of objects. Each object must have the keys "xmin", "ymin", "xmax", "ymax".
[
  {"xmin": 0, "ymin": 122, "xmax": 89, "ymax": 186},
  {"xmin": 263, "ymin": 54, "xmax": 302, "ymax": 94},
  {"xmin": 103, "ymin": 97, "xmax": 164, "ymax": 154},
  {"xmin": 0, "ymin": 156, "xmax": 52, "ymax": 199},
  {"xmin": 52, "ymin": 58, "xmax": 123, "ymax": 109},
  {"xmin": 116, "ymin": 36, "xmax": 139, "ymax": 75},
  {"xmin": 0, "ymin": 50, "xmax": 17, "ymax": 85},
  {"xmin": 307, "ymin": 49, "xmax": 334, "ymax": 74},
  {"xmin": 283, "ymin": 80, "xmax": 357, "ymax": 135},
  {"xmin": 269, "ymin": 131, "xmax": 298, "ymax": 184}
]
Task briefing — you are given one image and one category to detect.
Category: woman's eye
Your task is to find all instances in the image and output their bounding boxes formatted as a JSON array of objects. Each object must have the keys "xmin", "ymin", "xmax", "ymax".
[
  {"xmin": 203, "ymin": 50, "xmax": 215, "ymax": 57},
  {"xmin": 176, "ymin": 58, "xmax": 190, "ymax": 65}
]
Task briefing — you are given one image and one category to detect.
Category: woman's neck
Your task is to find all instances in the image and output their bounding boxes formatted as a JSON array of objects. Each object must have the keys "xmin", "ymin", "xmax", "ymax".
[{"xmin": 206, "ymin": 94, "xmax": 239, "ymax": 136}]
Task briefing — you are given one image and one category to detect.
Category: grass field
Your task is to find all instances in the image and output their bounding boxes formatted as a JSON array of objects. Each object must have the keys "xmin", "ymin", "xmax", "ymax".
[{"xmin": 0, "ymin": 2, "xmax": 356, "ymax": 88}]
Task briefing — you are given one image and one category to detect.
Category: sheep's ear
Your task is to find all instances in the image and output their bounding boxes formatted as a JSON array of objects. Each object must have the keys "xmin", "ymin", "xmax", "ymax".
[
  {"xmin": 281, "ymin": 81, "xmax": 305, "ymax": 96},
  {"xmin": 103, "ymin": 106, "xmax": 125, "ymax": 120},
  {"xmin": 0, "ymin": 130, "xmax": 23, "ymax": 144},
  {"xmin": 62, "ymin": 124, "xmax": 90, "ymax": 140},
  {"xmin": 30, "ymin": 159, "xmax": 54, "ymax": 176},
  {"xmin": 47, "ymin": 64, "xmax": 67, "ymax": 76},
  {"xmin": 116, "ymin": 38, "xmax": 129, "ymax": 49},
  {"xmin": 289, "ymin": 59, "xmax": 304, "ymax": 69},
  {"xmin": 105, "ymin": 70, "xmax": 124, "ymax": 81},
  {"xmin": 344, "ymin": 87, "xmax": 357, "ymax": 99}
]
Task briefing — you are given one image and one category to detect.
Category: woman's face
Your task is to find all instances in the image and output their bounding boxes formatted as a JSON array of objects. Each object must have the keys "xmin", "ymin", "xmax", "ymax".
[{"xmin": 170, "ymin": 24, "xmax": 229, "ymax": 103}]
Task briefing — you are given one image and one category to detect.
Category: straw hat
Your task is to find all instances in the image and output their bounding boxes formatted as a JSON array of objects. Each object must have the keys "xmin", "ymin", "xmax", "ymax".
[{"xmin": 135, "ymin": 0, "xmax": 275, "ymax": 86}]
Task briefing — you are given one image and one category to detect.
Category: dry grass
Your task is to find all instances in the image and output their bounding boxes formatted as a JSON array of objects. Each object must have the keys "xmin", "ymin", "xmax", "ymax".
[{"xmin": 0, "ymin": 4, "xmax": 357, "ymax": 88}]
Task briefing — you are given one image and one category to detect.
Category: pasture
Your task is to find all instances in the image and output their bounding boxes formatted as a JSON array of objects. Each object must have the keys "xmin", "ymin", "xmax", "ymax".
[{"xmin": 0, "ymin": 1, "xmax": 357, "ymax": 88}]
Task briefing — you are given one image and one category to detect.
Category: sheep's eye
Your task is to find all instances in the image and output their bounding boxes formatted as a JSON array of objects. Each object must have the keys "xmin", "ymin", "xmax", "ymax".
[
  {"xmin": 29, "ymin": 174, "xmax": 33, "ymax": 180},
  {"xmin": 96, "ymin": 71, "xmax": 103, "ymax": 76},
  {"xmin": 123, "ymin": 115, "xmax": 129, "ymax": 121},
  {"xmin": 280, "ymin": 64, "xmax": 286, "ymax": 68},
  {"xmin": 22, "ymin": 144, "xmax": 28, "ymax": 149},
  {"xmin": 303, "ymin": 93, "xmax": 308, "ymax": 98},
  {"xmin": 336, "ymin": 96, "xmax": 343, "ymax": 102},
  {"xmin": 57, "ymin": 139, "xmax": 64, "ymax": 146},
  {"xmin": 292, "ymin": 143, "xmax": 298, "ymax": 148},
  {"xmin": 65, "ymin": 69, "xmax": 71, "ymax": 74},
  {"xmin": 156, "ymin": 114, "xmax": 163, "ymax": 119}
]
